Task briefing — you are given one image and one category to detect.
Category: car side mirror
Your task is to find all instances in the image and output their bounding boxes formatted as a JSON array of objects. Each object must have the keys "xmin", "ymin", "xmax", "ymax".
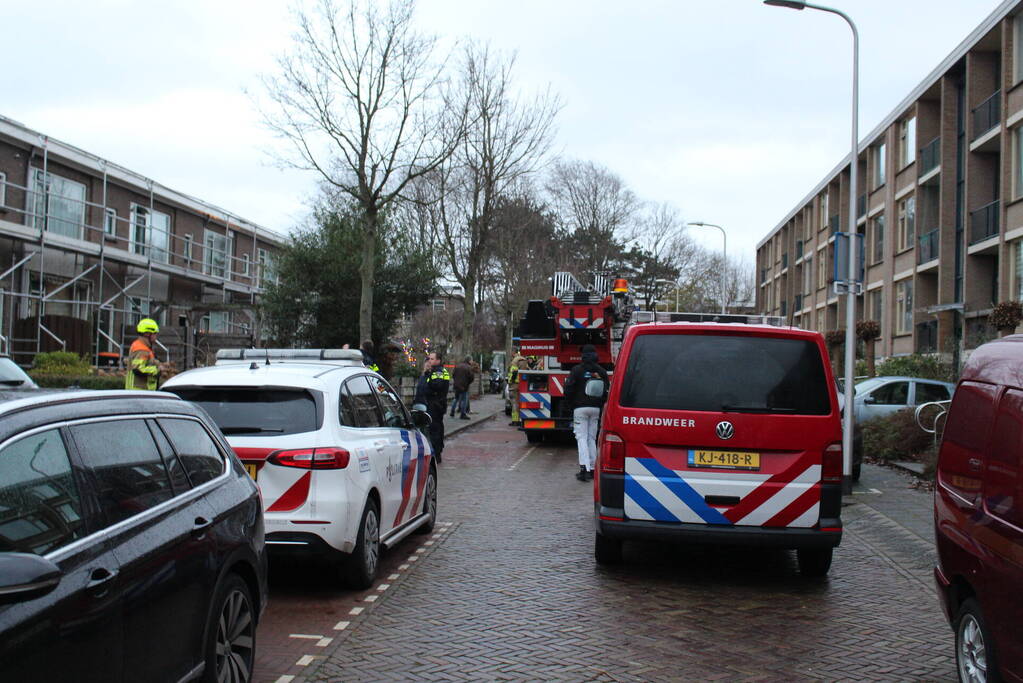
[
  {"xmin": 411, "ymin": 409, "xmax": 432, "ymax": 430},
  {"xmin": 863, "ymin": 396, "xmax": 876, "ymax": 405},
  {"xmin": 0, "ymin": 553, "xmax": 62, "ymax": 605}
]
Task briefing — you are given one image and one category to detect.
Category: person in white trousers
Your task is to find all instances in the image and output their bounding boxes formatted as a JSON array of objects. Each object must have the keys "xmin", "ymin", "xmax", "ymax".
[{"xmin": 563, "ymin": 344, "xmax": 609, "ymax": 481}]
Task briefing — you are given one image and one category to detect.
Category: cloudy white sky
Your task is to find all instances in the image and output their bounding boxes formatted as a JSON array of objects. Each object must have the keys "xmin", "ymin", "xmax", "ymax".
[{"xmin": 2, "ymin": 0, "xmax": 1006, "ymax": 265}]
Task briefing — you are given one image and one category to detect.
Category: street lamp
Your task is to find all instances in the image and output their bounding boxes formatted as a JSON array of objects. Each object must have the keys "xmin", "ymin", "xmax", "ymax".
[
  {"xmin": 765, "ymin": 0, "xmax": 859, "ymax": 489},
  {"xmin": 655, "ymin": 278, "xmax": 679, "ymax": 311},
  {"xmin": 687, "ymin": 222, "xmax": 727, "ymax": 315}
]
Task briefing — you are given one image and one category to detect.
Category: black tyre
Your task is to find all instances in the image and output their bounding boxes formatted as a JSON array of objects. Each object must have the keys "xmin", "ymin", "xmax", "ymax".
[
  {"xmin": 796, "ymin": 547, "xmax": 833, "ymax": 577},
  {"xmin": 525, "ymin": 430, "xmax": 544, "ymax": 443},
  {"xmin": 414, "ymin": 468, "xmax": 437, "ymax": 535},
  {"xmin": 202, "ymin": 574, "xmax": 256, "ymax": 683},
  {"xmin": 955, "ymin": 598, "xmax": 1000, "ymax": 683},
  {"xmin": 594, "ymin": 532, "xmax": 623, "ymax": 565},
  {"xmin": 347, "ymin": 499, "xmax": 380, "ymax": 590}
]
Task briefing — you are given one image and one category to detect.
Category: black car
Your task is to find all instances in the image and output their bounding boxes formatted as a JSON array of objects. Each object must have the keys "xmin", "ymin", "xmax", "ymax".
[{"xmin": 0, "ymin": 390, "xmax": 267, "ymax": 683}]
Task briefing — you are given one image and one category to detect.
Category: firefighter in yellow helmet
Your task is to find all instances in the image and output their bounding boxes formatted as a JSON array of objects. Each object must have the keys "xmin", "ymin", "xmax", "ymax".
[
  {"xmin": 507, "ymin": 351, "xmax": 529, "ymax": 426},
  {"xmin": 125, "ymin": 318, "xmax": 161, "ymax": 390}
]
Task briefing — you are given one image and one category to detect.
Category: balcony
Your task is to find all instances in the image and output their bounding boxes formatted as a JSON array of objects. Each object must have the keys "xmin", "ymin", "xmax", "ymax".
[
  {"xmin": 971, "ymin": 90, "xmax": 1001, "ymax": 141},
  {"xmin": 919, "ymin": 137, "xmax": 940, "ymax": 175},
  {"xmin": 969, "ymin": 200, "xmax": 999, "ymax": 245},
  {"xmin": 795, "ymin": 240, "xmax": 804, "ymax": 259},
  {"xmin": 829, "ymin": 214, "xmax": 840, "ymax": 235},
  {"xmin": 918, "ymin": 228, "xmax": 939, "ymax": 264},
  {"xmin": 857, "ymin": 194, "xmax": 866, "ymax": 218},
  {"xmin": 781, "ymin": 252, "xmax": 788, "ymax": 269}
]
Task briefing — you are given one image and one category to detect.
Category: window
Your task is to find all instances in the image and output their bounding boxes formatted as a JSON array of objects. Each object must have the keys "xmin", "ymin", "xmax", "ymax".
[
  {"xmin": 257, "ymin": 248, "xmax": 276, "ymax": 287},
  {"xmin": 158, "ymin": 419, "xmax": 225, "ymax": 486},
  {"xmin": 915, "ymin": 382, "xmax": 951, "ymax": 404},
  {"xmin": 241, "ymin": 253, "xmax": 250, "ymax": 277},
  {"xmin": 900, "ymin": 117, "xmax": 916, "ymax": 167},
  {"xmin": 432, "ymin": 299, "xmax": 446, "ymax": 311},
  {"xmin": 30, "ymin": 168, "xmax": 86, "ymax": 238},
  {"xmin": 619, "ymin": 334, "xmax": 832, "ymax": 415},
  {"xmin": 1015, "ymin": 14, "xmax": 1023, "ymax": 84},
  {"xmin": 1016, "ymin": 128, "xmax": 1023, "ymax": 199},
  {"xmin": 803, "ymin": 255, "xmax": 813, "ymax": 293},
  {"xmin": 104, "ymin": 207, "xmax": 117, "ymax": 236},
  {"xmin": 870, "ymin": 381, "xmax": 908, "ymax": 406},
  {"xmin": 183, "ymin": 234, "xmax": 194, "ymax": 266},
  {"xmin": 873, "ymin": 142, "xmax": 886, "ymax": 188},
  {"xmin": 0, "ymin": 429, "xmax": 85, "ymax": 555},
  {"xmin": 870, "ymin": 289, "xmax": 884, "ymax": 337},
  {"xmin": 819, "ymin": 193, "xmax": 829, "ymax": 232},
  {"xmin": 148, "ymin": 420, "xmax": 191, "ymax": 494},
  {"xmin": 171, "ymin": 387, "xmax": 320, "ymax": 436},
  {"xmin": 896, "ymin": 279, "xmax": 913, "ymax": 335},
  {"xmin": 1015, "ymin": 241, "xmax": 1023, "ymax": 300},
  {"xmin": 368, "ymin": 377, "xmax": 409, "ymax": 428},
  {"xmin": 204, "ymin": 230, "xmax": 228, "ymax": 277},
  {"xmin": 344, "ymin": 375, "xmax": 384, "ymax": 428},
  {"xmin": 817, "ymin": 252, "xmax": 827, "ymax": 289},
  {"xmin": 897, "ymin": 197, "xmax": 915, "ymax": 252},
  {"xmin": 203, "ymin": 311, "xmax": 229, "ymax": 333},
  {"xmin": 129, "ymin": 204, "xmax": 170, "ymax": 263},
  {"xmin": 0, "ymin": 171, "xmax": 6, "ymax": 207},
  {"xmin": 70, "ymin": 420, "xmax": 174, "ymax": 525},
  {"xmin": 816, "ymin": 310, "xmax": 825, "ymax": 333},
  {"xmin": 872, "ymin": 214, "xmax": 885, "ymax": 263}
]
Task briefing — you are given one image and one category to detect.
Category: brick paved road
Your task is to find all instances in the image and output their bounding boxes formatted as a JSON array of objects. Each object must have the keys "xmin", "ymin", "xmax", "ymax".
[{"xmin": 293, "ymin": 421, "xmax": 954, "ymax": 682}]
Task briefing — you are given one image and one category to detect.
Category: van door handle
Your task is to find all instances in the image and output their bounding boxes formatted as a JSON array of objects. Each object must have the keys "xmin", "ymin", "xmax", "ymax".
[
  {"xmin": 192, "ymin": 516, "xmax": 213, "ymax": 537},
  {"xmin": 88, "ymin": 567, "xmax": 118, "ymax": 590},
  {"xmin": 967, "ymin": 458, "xmax": 982, "ymax": 471}
]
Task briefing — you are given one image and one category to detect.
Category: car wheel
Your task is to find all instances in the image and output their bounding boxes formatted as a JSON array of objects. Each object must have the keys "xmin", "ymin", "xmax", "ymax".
[
  {"xmin": 346, "ymin": 499, "xmax": 380, "ymax": 590},
  {"xmin": 796, "ymin": 547, "xmax": 833, "ymax": 577},
  {"xmin": 956, "ymin": 598, "xmax": 1000, "ymax": 683},
  {"xmin": 525, "ymin": 431, "xmax": 544, "ymax": 443},
  {"xmin": 414, "ymin": 468, "xmax": 437, "ymax": 535},
  {"xmin": 202, "ymin": 574, "xmax": 255, "ymax": 683},
  {"xmin": 594, "ymin": 532, "xmax": 622, "ymax": 565}
]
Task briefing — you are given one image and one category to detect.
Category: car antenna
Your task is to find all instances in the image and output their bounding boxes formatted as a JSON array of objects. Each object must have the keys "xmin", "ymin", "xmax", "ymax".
[{"xmin": 249, "ymin": 362, "xmax": 258, "ymax": 370}]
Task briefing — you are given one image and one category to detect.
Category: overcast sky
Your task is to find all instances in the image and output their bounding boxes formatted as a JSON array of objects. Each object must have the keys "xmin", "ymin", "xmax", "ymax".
[{"xmin": 2, "ymin": 0, "xmax": 1006, "ymax": 265}]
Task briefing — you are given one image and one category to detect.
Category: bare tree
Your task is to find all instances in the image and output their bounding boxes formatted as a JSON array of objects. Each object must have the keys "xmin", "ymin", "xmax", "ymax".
[
  {"xmin": 418, "ymin": 43, "xmax": 559, "ymax": 355},
  {"xmin": 259, "ymin": 0, "xmax": 465, "ymax": 342},
  {"xmin": 547, "ymin": 159, "xmax": 639, "ymax": 280}
]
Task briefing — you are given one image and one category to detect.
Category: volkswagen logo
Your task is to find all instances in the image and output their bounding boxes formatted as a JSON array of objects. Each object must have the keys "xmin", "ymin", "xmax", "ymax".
[{"xmin": 715, "ymin": 421, "xmax": 735, "ymax": 440}]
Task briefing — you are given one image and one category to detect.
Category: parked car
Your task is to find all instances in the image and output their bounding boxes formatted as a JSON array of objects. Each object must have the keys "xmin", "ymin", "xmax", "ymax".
[
  {"xmin": 594, "ymin": 321, "xmax": 844, "ymax": 576},
  {"xmin": 852, "ymin": 375, "xmax": 955, "ymax": 424},
  {"xmin": 0, "ymin": 356, "xmax": 37, "ymax": 389},
  {"xmin": 934, "ymin": 335, "xmax": 1023, "ymax": 683},
  {"xmin": 0, "ymin": 390, "xmax": 266, "ymax": 683},
  {"xmin": 163, "ymin": 348, "xmax": 437, "ymax": 589}
]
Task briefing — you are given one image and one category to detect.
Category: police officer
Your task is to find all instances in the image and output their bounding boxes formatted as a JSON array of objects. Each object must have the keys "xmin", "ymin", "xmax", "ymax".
[
  {"xmin": 416, "ymin": 351, "xmax": 450, "ymax": 463},
  {"xmin": 125, "ymin": 318, "xmax": 161, "ymax": 390},
  {"xmin": 360, "ymin": 340, "xmax": 379, "ymax": 372},
  {"xmin": 507, "ymin": 351, "xmax": 529, "ymax": 426}
]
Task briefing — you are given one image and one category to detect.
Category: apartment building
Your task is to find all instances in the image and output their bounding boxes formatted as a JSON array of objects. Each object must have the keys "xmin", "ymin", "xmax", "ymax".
[
  {"xmin": 0, "ymin": 114, "xmax": 284, "ymax": 368},
  {"xmin": 757, "ymin": 0, "xmax": 1023, "ymax": 361}
]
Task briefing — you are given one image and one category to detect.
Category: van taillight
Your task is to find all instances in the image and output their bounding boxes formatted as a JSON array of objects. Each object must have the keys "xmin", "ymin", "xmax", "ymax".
[
  {"xmin": 822, "ymin": 443, "xmax": 843, "ymax": 483},
  {"xmin": 601, "ymin": 432, "xmax": 625, "ymax": 473},
  {"xmin": 268, "ymin": 447, "xmax": 351, "ymax": 470}
]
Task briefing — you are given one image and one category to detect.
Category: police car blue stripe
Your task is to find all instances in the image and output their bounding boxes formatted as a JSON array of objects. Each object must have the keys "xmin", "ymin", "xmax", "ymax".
[
  {"xmin": 625, "ymin": 474, "xmax": 681, "ymax": 522},
  {"xmin": 635, "ymin": 457, "xmax": 732, "ymax": 526}
]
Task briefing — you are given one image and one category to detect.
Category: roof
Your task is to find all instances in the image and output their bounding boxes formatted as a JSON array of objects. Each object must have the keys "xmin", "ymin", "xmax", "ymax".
[
  {"xmin": 163, "ymin": 362, "xmax": 368, "ymax": 391},
  {"xmin": 628, "ymin": 321, "xmax": 820, "ymax": 339},
  {"xmin": 0, "ymin": 389, "xmax": 183, "ymax": 418},
  {"xmin": 959, "ymin": 334, "xmax": 1023, "ymax": 387}
]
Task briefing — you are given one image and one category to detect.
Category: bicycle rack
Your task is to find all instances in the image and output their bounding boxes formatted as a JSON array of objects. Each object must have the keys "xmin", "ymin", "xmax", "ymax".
[{"xmin": 915, "ymin": 399, "xmax": 951, "ymax": 447}]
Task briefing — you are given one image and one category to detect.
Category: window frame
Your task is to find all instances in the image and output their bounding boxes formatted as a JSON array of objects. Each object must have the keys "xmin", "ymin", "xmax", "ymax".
[
  {"xmin": 873, "ymin": 142, "xmax": 887, "ymax": 189},
  {"xmin": 1015, "ymin": 13, "xmax": 1023, "ymax": 85},
  {"xmin": 897, "ymin": 196, "xmax": 915, "ymax": 252},
  {"xmin": 30, "ymin": 168, "xmax": 86, "ymax": 239},
  {"xmin": 899, "ymin": 116, "xmax": 916, "ymax": 168},
  {"xmin": 871, "ymin": 213, "xmax": 886, "ymax": 264},
  {"xmin": 103, "ymin": 207, "xmax": 117, "ymax": 237},
  {"xmin": 129, "ymin": 203, "xmax": 170, "ymax": 263},
  {"xmin": 341, "ymin": 375, "xmax": 385, "ymax": 428},
  {"xmin": 0, "ymin": 170, "xmax": 6, "ymax": 208},
  {"xmin": 204, "ymin": 229, "xmax": 228, "ymax": 278},
  {"xmin": 895, "ymin": 279, "xmax": 914, "ymax": 335}
]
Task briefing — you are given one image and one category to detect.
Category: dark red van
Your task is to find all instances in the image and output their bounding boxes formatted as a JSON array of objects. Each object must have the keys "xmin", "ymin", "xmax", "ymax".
[
  {"xmin": 934, "ymin": 334, "xmax": 1023, "ymax": 683},
  {"xmin": 594, "ymin": 322, "xmax": 844, "ymax": 576}
]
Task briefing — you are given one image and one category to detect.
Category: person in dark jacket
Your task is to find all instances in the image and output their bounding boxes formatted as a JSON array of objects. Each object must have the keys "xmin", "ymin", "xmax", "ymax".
[
  {"xmin": 449, "ymin": 356, "xmax": 474, "ymax": 420},
  {"xmin": 416, "ymin": 351, "xmax": 450, "ymax": 463},
  {"xmin": 360, "ymin": 340, "xmax": 379, "ymax": 372},
  {"xmin": 563, "ymin": 344, "xmax": 609, "ymax": 481}
]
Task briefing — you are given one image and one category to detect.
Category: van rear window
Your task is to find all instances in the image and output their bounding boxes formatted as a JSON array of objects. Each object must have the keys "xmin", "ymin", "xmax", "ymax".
[
  {"xmin": 619, "ymin": 334, "xmax": 832, "ymax": 415},
  {"xmin": 171, "ymin": 388, "xmax": 321, "ymax": 436}
]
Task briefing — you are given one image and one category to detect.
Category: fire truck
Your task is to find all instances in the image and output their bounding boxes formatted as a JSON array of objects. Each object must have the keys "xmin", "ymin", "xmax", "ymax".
[{"xmin": 511, "ymin": 272, "xmax": 779, "ymax": 443}]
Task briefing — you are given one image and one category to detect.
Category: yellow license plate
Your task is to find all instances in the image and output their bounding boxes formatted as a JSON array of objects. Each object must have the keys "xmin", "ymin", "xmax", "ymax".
[
  {"xmin": 689, "ymin": 450, "xmax": 760, "ymax": 470},
  {"xmin": 244, "ymin": 463, "xmax": 258, "ymax": 480}
]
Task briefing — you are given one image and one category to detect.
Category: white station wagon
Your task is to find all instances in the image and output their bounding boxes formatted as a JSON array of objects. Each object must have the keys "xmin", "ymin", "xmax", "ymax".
[{"xmin": 163, "ymin": 348, "xmax": 436, "ymax": 588}]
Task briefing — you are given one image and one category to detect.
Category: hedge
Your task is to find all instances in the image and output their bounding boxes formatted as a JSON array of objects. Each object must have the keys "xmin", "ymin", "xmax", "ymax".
[{"xmin": 30, "ymin": 374, "xmax": 126, "ymax": 390}]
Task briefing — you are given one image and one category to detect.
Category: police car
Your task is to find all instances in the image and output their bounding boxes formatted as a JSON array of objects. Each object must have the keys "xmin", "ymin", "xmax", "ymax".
[{"xmin": 163, "ymin": 349, "xmax": 436, "ymax": 588}]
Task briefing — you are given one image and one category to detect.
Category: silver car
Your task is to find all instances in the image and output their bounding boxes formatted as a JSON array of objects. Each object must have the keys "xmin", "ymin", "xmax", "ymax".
[{"xmin": 852, "ymin": 375, "xmax": 955, "ymax": 424}]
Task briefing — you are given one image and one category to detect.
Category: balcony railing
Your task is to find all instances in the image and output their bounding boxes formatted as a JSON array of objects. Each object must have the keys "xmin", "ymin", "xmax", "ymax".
[
  {"xmin": 829, "ymin": 214, "xmax": 840, "ymax": 235},
  {"xmin": 781, "ymin": 252, "xmax": 788, "ymax": 269},
  {"xmin": 916, "ymin": 320, "xmax": 938, "ymax": 354},
  {"xmin": 969, "ymin": 200, "xmax": 1000, "ymax": 244},
  {"xmin": 972, "ymin": 90, "xmax": 1001, "ymax": 140},
  {"xmin": 795, "ymin": 239, "xmax": 804, "ymax": 259},
  {"xmin": 857, "ymin": 194, "xmax": 866, "ymax": 218},
  {"xmin": 919, "ymin": 137, "xmax": 940, "ymax": 174},
  {"xmin": 918, "ymin": 228, "xmax": 939, "ymax": 264}
]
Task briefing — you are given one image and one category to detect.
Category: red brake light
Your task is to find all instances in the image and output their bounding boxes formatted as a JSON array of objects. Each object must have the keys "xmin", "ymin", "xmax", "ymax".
[
  {"xmin": 822, "ymin": 442, "xmax": 843, "ymax": 483},
  {"xmin": 600, "ymin": 431, "xmax": 625, "ymax": 473},
  {"xmin": 268, "ymin": 447, "xmax": 351, "ymax": 470}
]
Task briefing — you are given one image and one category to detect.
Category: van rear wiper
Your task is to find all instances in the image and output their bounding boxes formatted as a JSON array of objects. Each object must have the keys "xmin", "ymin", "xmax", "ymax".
[
  {"xmin": 220, "ymin": 426, "xmax": 285, "ymax": 434},
  {"xmin": 721, "ymin": 404, "xmax": 796, "ymax": 414}
]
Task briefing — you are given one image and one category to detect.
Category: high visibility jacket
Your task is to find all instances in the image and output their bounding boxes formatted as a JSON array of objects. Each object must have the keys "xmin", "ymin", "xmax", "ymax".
[
  {"xmin": 507, "ymin": 354, "xmax": 528, "ymax": 385},
  {"xmin": 423, "ymin": 367, "xmax": 450, "ymax": 415},
  {"xmin": 125, "ymin": 337, "xmax": 160, "ymax": 390}
]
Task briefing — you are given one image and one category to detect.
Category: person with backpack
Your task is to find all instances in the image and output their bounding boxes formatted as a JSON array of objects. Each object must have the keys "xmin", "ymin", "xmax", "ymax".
[{"xmin": 563, "ymin": 344, "xmax": 609, "ymax": 481}]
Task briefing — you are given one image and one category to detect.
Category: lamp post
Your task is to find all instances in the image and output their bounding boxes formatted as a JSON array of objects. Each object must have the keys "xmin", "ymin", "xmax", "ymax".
[
  {"xmin": 687, "ymin": 222, "xmax": 727, "ymax": 314},
  {"xmin": 764, "ymin": 0, "xmax": 859, "ymax": 489},
  {"xmin": 655, "ymin": 278, "xmax": 679, "ymax": 311}
]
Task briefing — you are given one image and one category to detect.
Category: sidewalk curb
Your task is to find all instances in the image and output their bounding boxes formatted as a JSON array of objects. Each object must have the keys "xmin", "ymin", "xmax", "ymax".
[
  {"xmin": 889, "ymin": 460, "xmax": 928, "ymax": 479},
  {"xmin": 445, "ymin": 408, "xmax": 501, "ymax": 438}
]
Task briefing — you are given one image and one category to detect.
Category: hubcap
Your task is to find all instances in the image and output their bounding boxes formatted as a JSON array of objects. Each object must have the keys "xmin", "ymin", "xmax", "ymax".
[
  {"xmin": 364, "ymin": 509, "xmax": 379, "ymax": 574},
  {"xmin": 215, "ymin": 589, "xmax": 254, "ymax": 683},
  {"xmin": 426, "ymin": 475, "xmax": 437, "ymax": 523},
  {"xmin": 958, "ymin": 614, "xmax": 987, "ymax": 683}
]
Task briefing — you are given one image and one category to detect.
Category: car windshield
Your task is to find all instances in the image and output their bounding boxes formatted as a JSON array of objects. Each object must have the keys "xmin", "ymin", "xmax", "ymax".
[
  {"xmin": 170, "ymin": 388, "xmax": 320, "ymax": 436},
  {"xmin": 619, "ymin": 333, "xmax": 832, "ymax": 415}
]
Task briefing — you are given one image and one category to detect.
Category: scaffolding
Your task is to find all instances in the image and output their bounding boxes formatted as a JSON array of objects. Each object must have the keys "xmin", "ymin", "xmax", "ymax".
[{"xmin": 0, "ymin": 125, "xmax": 284, "ymax": 369}]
